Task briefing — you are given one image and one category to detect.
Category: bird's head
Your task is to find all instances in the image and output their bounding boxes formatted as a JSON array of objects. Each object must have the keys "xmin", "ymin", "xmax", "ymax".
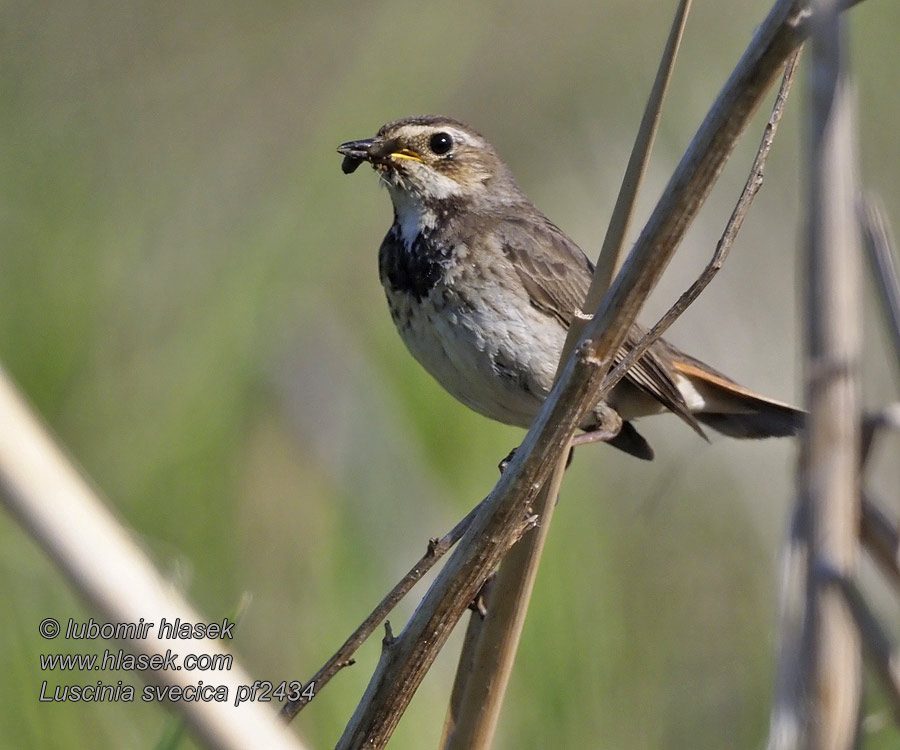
[{"xmin": 337, "ymin": 116, "xmax": 522, "ymax": 214}]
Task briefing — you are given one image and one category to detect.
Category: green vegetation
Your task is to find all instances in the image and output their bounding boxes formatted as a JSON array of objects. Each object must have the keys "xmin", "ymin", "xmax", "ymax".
[{"xmin": 2, "ymin": 1, "xmax": 898, "ymax": 747}]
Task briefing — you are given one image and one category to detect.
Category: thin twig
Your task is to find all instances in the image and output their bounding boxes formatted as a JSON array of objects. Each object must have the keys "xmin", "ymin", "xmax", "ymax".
[
  {"xmin": 860, "ymin": 493, "xmax": 900, "ymax": 592},
  {"xmin": 280, "ymin": 501, "xmax": 481, "ymax": 720},
  {"xmin": 859, "ymin": 194, "xmax": 900, "ymax": 377},
  {"xmin": 590, "ymin": 0, "xmax": 694, "ymax": 295},
  {"xmin": 823, "ymin": 568, "xmax": 900, "ymax": 724},
  {"xmin": 605, "ymin": 49, "xmax": 800, "ymax": 398},
  {"xmin": 861, "ymin": 403, "xmax": 900, "ymax": 467}
]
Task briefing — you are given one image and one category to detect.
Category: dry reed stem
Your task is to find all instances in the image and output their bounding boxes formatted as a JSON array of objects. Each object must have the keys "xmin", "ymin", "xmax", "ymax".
[
  {"xmin": 769, "ymin": 2, "xmax": 862, "ymax": 746},
  {"xmin": 0, "ymin": 368, "xmax": 307, "ymax": 750}
]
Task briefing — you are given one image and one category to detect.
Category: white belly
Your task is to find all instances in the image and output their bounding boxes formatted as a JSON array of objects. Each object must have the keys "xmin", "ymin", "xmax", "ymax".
[{"xmin": 385, "ymin": 278, "xmax": 565, "ymax": 428}]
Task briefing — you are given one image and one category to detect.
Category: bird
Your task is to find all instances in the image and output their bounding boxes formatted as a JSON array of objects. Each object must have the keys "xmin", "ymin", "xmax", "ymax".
[{"xmin": 337, "ymin": 115, "xmax": 802, "ymax": 460}]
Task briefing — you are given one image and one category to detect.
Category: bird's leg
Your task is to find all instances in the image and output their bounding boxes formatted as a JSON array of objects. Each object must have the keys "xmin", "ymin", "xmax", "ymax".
[
  {"xmin": 571, "ymin": 402, "xmax": 623, "ymax": 447},
  {"xmin": 571, "ymin": 431, "xmax": 617, "ymax": 446},
  {"xmin": 500, "ymin": 404, "xmax": 623, "ymax": 475}
]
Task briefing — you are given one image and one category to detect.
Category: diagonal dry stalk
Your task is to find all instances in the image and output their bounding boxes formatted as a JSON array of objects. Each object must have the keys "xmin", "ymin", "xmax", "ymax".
[
  {"xmin": 438, "ymin": 575, "xmax": 496, "ymax": 748},
  {"xmin": 440, "ymin": 3, "xmax": 692, "ymax": 748},
  {"xmin": 437, "ymin": 461, "xmax": 563, "ymax": 750},
  {"xmin": 336, "ymin": 2, "xmax": 844, "ymax": 748},
  {"xmin": 827, "ymin": 570, "xmax": 900, "ymax": 723},
  {"xmin": 860, "ymin": 494, "xmax": 900, "ymax": 592},
  {"xmin": 859, "ymin": 195, "xmax": 900, "ymax": 376},
  {"xmin": 0, "ymin": 368, "xmax": 307, "ymax": 750},
  {"xmin": 606, "ymin": 49, "xmax": 800, "ymax": 396},
  {"xmin": 585, "ymin": 0, "xmax": 694, "ymax": 298}
]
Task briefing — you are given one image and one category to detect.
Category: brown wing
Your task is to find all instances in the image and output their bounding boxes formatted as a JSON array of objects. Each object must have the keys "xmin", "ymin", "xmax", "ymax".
[
  {"xmin": 497, "ymin": 214, "xmax": 592, "ymax": 327},
  {"xmin": 496, "ymin": 213, "xmax": 703, "ymax": 433}
]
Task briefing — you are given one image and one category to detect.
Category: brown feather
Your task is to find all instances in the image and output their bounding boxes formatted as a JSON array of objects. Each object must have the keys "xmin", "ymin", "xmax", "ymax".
[{"xmin": 499, "ymin": 215, "xmax": 704, "ymax": 435}]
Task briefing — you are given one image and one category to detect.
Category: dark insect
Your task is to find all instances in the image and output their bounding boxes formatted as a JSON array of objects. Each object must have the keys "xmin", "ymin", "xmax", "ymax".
[{"xmin": 341, "ymin": 155, "xmax": 364, "ymax": 174}]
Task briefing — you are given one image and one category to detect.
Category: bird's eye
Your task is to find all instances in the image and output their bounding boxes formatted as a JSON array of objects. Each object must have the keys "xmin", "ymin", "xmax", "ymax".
[{"xmin": 429, "ymin": 132, "xmax": 453, "ymax": 155}]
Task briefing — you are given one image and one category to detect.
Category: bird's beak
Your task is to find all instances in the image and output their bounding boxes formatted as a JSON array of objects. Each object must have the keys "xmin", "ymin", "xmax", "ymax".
[
  {"xmin": 337, "ymin": 138, "xmax": 375, "ymax": 174},
  {"xmin": 337, "ymin": 137, "xmax": 423, "ymax": 174},
  {"xmin": 337, "ymin": 138, "xmax": 375, "ymax": 160}
]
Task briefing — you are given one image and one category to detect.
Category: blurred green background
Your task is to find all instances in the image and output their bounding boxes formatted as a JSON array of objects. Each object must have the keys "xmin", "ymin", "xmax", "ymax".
[{"xmin": 2, "ymin": 1, "xmax": 899, "ymax": 748}]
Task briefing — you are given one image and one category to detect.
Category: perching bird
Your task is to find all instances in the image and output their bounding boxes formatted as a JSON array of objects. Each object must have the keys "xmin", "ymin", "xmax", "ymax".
[{"xmin": 338, "ymin": 115, "xmax": 802, "ymax": 459}]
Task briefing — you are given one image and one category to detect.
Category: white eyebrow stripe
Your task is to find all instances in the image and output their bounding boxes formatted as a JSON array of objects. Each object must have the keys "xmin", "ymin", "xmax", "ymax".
[{"xmin": 395, "ymin": 125, "xmax": 472, "ymax": 147}]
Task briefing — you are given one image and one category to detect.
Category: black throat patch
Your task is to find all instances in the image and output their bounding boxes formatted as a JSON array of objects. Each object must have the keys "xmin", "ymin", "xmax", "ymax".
[{"xmin": 378, "ymin": 226, "xmax": 453, "ymax": 302}]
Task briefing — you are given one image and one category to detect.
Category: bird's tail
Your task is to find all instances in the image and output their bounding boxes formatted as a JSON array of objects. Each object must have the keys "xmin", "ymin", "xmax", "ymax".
[{"xmin": 672, "ymin": 357, "xmax": 804, "ymax": 439}]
